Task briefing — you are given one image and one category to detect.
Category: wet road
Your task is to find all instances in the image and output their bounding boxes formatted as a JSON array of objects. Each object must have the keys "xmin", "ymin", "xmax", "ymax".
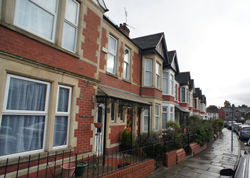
[{"xmin": 154, "ymin": 128, "xmax": 241, "ymax": 178}]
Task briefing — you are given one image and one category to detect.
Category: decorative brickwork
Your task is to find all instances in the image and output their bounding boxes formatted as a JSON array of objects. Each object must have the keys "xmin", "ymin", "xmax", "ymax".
[
  {"xmin": 163, "ymin": 151, "xmax": 176, "ymax": 167},
  {"xmin": 190, "ymin": 142, "xmax": 207, "ymax": 156},
  {"xmin": 176, "ymin": 148, "xmax": 186, "ymax": 164}
]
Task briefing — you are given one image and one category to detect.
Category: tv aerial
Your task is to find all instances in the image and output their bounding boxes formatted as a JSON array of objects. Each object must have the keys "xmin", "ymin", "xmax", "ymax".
[{"xmin": 124, "ymin": 7, "xmax": 135, "ymax": 29}]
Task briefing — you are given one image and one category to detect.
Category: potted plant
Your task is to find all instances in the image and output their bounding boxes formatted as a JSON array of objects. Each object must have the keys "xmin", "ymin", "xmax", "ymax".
[{"xmin": 75, "ymin": 161, "xmax": 88, "ymax": 176}]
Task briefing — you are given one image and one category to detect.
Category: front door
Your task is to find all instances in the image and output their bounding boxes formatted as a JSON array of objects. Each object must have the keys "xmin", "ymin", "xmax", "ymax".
[
  {"xmin": 95, "ymin": 104, "xmax": 105, "ymax": 156},
  {"xmin": 127, "ymin": 108, "xmax": 132, "ymax": 132}
]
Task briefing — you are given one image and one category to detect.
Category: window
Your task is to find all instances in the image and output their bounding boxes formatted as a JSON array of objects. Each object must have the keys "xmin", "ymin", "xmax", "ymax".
[
  {"xmin": 175, "ymin": 84, "xmax": 178, "ymax": 100},
  {"xmin": 170, "ymin": 74, "xmax": 174, "ymax": 95},
  {"xmin": 143, "ymin": 108, "xmax": 150, "ymax": 132},
  {"xmin": 162, "ymin": 106, "xmax": 168, "ymax": 129},
  {"xmin": 145, "ymin": 59, "xmax": 152, "ymax": 86},
  {"xmin": 162, "ymin": 72, "xmax": 168, "ymax": 93},
  {"xmin": 194, "ymin": 99, "xmax": 198, "ymax": 109},
  {"xmin": 14, "ymin": 0, "xmax": 80, "ymax": 52},
  {"xmin": 14, "ymin": 0, "xmax": 58, "ymax": 41},
  {"xmin": 62, "ymin": 0, "xmax": 80, "ymax": 52},
  {"xmin": 170, "ymin": 107, "xmax": 174, "ymax": 121},
  {"xmin": 119, "ymin": 105, "xmax": 124, "ymax": 122},
  {"xmin": 107, "ymin": 35, "xmax": 117, "ymax": 74},
  {"xmin": 181, "ymin": 87, "xmax": 185, "ymax": 102},
  {"xmin": 53, "ymin": 85, "xmax": 72, "ymax": 147},
  {"xmin": 0, "ymin": 74, "xmax": 50, "ymax": 156},
  {"xmin": 110, "ymin": 102, "xmax": 116, "ymax": 122},
  {"xmin": 186, "ymin": 89, "xmax": 189, "ymax": 104},
  {"xmin": 155, "ymin": 105, "xmax": 160, "ymax": 130},
  {"xmin": 156, "ymin": 63, "xmax": 160, "ymax": 88},
  {"xmin": 123, "ymin": 47, "xmax": 130, "ymax": 80}
]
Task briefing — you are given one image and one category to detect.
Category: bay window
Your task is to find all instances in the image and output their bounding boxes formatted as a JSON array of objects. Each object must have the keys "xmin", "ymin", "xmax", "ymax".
[
  {"xmin": 163, "ymin": 72, "xmax": 168, "ymax": 93},
  {"xmin": 145, "ymin": 59, "xmax": 152, "ymax": 86},
  {"xmin": 107, "ymin": 35, "xmax": 117, "ymax": 74},
  {"xmin": 170, "ymin": 107, "xmax": 174, "ymax": 121},
  {"xmin": 0, "ymin": 74, "xmax": 50, "ymax": 156},
  {"xmin": 162, "ymin": 106, "xmax": 168, "ymax": 129},
  {"xmin": 155, "ymin": 104, "xmax": 160, "ymax": 130},
  {"xmin": 123, "ymin": 47, "xmax": 130, "ymax": 80},
  {"xmin": 156, "ymin": 63, "xmax": 160, "ymax": 88},
  {"xmin": 181, "ymin": 87, "xmax": 185, "ymax": 102},
  {"xmin": 170, "ymin": 74, "xmax": 174, "ymax": 95},
  {"xmin": 62, "ymin": 0, "xmax": 80, "ymax": 52},
  {"xmin": 143, "ymin": 108, "xmax": 150, "ymax": 132}
]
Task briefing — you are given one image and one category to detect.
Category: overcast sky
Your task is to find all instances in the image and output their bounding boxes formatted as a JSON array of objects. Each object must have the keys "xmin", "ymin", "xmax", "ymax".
[{"xmin": 104, "ymin": 0, "xmax": 250, "ymax": 108}]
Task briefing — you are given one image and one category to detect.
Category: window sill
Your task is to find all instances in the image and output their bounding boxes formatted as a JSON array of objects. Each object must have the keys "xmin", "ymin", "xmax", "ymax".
[
  {"xmin": 106, "ymin": 72, "xmax": 118, "ymax": 78},
  {"xmin": 1, "ymin": 22, "xmax": 80, "ymax": 59},
  {"xmin": 122, "ymin": 78, "xmax": 131, "ymax": 84}
]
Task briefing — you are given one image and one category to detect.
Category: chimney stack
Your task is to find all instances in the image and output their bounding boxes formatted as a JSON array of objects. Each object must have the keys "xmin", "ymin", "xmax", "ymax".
[{"xmin": 119, "ymin": 23, "xmax": 130, "ymax": 37}]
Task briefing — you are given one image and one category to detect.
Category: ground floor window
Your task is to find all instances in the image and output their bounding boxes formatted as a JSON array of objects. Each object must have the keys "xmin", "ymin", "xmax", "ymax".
[
  {"xmin": 162, "ymin": 106, "xmax": 168, "ymax": 129},
  {"xmin": 143, "ymin": 107, "xmax": 150, "ymax": 132}
]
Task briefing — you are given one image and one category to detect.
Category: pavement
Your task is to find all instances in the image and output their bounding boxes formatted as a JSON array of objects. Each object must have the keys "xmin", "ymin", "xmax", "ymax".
[{"xmin": 154, "ymin": 128, "xmax": 241, "ymax": 178}]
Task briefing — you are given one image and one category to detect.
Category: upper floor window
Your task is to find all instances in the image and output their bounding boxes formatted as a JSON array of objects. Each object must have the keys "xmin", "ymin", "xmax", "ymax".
[
  {"xmin": 123, "ymin": 47, "xmax": 130, "ymax": 80},
  {"xmin": 14, "ymin": 0, "xmax": 79, "ymax": 53},
  {"xmin": 155, "ymin": 104, "xmax": 160, "ymax": 130},
  {"xmin": 170, "ymin": 74, "xmax": 174, "ymax": 95},
  {"xmin": 62, "ymin": 0, "xmax": 80, "ymax": 52},
  {"xmin": 181, "ymin": 87, "xmax": 185, "ymax": 102},
  {"xmin": 156, "ymin": 63, "xmax": 160, "ymax": 88},
  {"xmin": 162, "ymin": 106, "xmax": 168, "ymax": 129},
  {"xmin": 175, "ymin": 84, "xmax": 178, "ymax": 100},
  {"xmin": 194, "ymin": 98, "xmax": 198, "ymax": 109},
  {"xmin": 186, "ymin": 89, "xmax": 189, "ymax": 103},
  {"xmin": 145, "ymin": 59, "xmax": 152, "ymax": 86},
  {"xmin": 107, "ymin": 35, "xmax": 117, "ymax": 74},
  {"xmin": 162, "ymin": 72, "xmax": 168, "ymax": 93}
]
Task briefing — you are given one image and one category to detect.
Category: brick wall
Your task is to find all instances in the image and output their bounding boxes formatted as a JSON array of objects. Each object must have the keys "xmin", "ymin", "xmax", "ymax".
[
  {"xmin": 162, "ymin": 95, "xmax": 175, "ymax": 102},
  {"xmin": 163, "ymin": 150, "xmax": 176, "ymax": 167},
  {"xmin": 141, "ymin": 88, "xmax": 162, "ymax": 99},
  {"xmin": 132, "ymin": 51, "xmax": 141, "ymax": 85},
  {"xmin": 118, "ymin": 42, "xmax": 124, "ymax": 77},
  {"xmin": 0, "ymin": 26, "xmax": 97, "ymax": 79},
  {"xmin": 176, "ymin": 148, "xmax": 186, "ymax": 164},
  {"xmin": 100, "ymin": 28, "xmax": 108, "ymax": 70},
  {"xmin": 109, "ymin": 125, "xmax": 126, "ymax": 145},
  {"xmin": 219, "ymin": 108, "xmax": 225, "ymax": 120},
  {"xmin": 190, "ymin": 142, "xmax": 207, "ymax": 156},
  {"xmin": 99, "ymin": 159, "xmax": 155, "ymax": 178}
]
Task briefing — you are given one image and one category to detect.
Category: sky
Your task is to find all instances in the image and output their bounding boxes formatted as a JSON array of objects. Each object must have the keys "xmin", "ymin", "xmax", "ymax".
[{"xmin": 104, "ymin": 0, "xmax": 250, "ymax": 108}]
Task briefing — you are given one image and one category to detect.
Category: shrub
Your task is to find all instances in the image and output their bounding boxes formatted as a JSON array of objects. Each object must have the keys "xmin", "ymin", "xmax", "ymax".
[
  {"xmin": 121, "ymin": 129, "xmax": 127, "ymax": 145},
  {"xmin": 163, "ymin": 121, "xmax": 180, "ymax": 140},
  {"xmin": 212, "ymin": 119, "xmax": 224, "ymax": 133},
  {"xmin": 136, "ymin": 131, "xmax": 160, "ymax": 147}
]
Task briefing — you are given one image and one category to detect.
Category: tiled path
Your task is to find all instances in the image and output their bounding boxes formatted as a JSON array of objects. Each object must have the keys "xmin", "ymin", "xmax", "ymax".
[{"xmin": 154, "ymin": 128, "xmax": 240, "ymax": 178}]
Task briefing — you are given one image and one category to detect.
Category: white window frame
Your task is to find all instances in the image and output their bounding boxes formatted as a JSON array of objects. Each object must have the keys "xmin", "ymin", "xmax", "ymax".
[
  {"xmin": 123, "ymin": 47, "xmax": 130, "ymax": 80},
  {"xmin": 162, "ymin": 72, "xmax": 168, "ymax": 94},
  {"xmin": 14, "ymin": 0, "xmax": 58, "ymax": 42},
  {"xmin": 181, "ymin": 87, "xmax": 185, "ymax": 102},
  {"xmin": 107, "ymin": 35, "xmax": 117, "ymax": 74},
  {"xmin": 1, "ymin": 74, "xmax": 51, "ymax": 158},
  {"xmin": 162, "ymin": 106, "xmax": 168, "ymax": 129},
  {"xmin": 62, "ymin": 0, "xmax": 80, "ymax": 52},
  {"xmin": 155, "ymin": 104, "xmax": 160, "ymax": 131},
  {"xmin": 110, "ymin": 102, "xmax": 116, "ymax": 122},
  {"xmin": 170, "ymin": 107, "xmax": 174, "ymax": 121},
  {"xmin": 156, "ymin": 63, "xmax": 160, "ymax": 88},
  {"xmin": 53, "ymin": 85, "xmax": 72, "ymax": 149},
  {"xmin": 143, "ymin": 107, "xmax": 151, "ymax": 132},
  {"xmin": 170, "ymin": 74, "xmax": 174, "ymax": 95},
  {"xmin": 144, "ymin": 59, "xmax": 152, "ymax": 86}
]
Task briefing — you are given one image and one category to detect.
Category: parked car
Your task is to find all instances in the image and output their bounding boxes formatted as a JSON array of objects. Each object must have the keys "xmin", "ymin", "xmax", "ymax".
[
  {"xmin": 224, "ymin": 121, "xmax": 228, "ymax": 127},
  {"xmin": 232, "ymin": 123, "xmax": 242, "ymax": 132},
  {"xmin": 237, "ymin": 124, "xmax": 249, "ymax": 136},
  {"xmin": 239, "ymin": 125, "xmax": 250, "ymax": 141},
  {"xmin": 227, "ymin": 121, "xmax": 236, "ymax": 130},
  {"xmin": 244, "ymin": 120, "xmax": 250, "ymax": 125},
  {"xmin": 220, "ymin": 155, "xmax": 250, "ymax": 178}
]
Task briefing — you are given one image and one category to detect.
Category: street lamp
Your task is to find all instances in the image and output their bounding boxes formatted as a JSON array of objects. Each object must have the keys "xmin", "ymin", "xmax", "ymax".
[{"xmin": 231, "ymin": 104, "xmax": 234, "ymax": 152}]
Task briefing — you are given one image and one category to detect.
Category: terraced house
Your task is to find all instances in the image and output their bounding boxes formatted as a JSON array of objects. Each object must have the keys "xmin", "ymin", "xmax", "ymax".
[{"xmin": 0, "ymin": 0, "xmax": 207, "ymax": 176}]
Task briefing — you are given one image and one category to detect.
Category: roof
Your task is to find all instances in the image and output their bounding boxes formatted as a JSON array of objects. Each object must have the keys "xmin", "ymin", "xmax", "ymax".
[
  {"xmin": 97, "ymin": 85, "xmax": 151, "ymax": 106},
  {"xmin": 175, "ymin": 72, "xmax": 191, "ymax": 87},
  {"xmin": 221, "ymin": 107, "xmax": 250, "ymax": 113},
  {"xmin": 165, "ymin": 50, "xmax": 180, "ymax": 75},
  {"xmin": 132, "ymin": 33, "xmax": 164, "ymax": 49},
  {"xmin": 206, "ymin": 108, "xmax": 219, "ymax": 113},
  {"xmin": 193, "ymin": 88, "xmax": 202, "ymax": 98},
  {"xmin": 201, "ymin": 95, "xmax": 206, "ymax": 104}
]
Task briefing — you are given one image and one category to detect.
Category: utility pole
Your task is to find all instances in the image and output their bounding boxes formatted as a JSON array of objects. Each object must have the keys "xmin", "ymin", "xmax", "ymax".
[{"xmin": 231, "ymin": 104, "xmax": 234, "ymax": 152}]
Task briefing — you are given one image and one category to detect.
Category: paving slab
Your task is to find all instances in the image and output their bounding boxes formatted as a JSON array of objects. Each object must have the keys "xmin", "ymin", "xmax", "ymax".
[{"xmin": 153, "ymin": 128, "xmax": 241, "ymax": 178}]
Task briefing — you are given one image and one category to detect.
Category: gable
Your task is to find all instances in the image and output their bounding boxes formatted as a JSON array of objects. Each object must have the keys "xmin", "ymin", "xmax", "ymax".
[
  {"xmin": 171, "ymin": 56, "xmax": 176, "ymax": 71},
  {"xmin": 156, "ymin": 40, "xmax": 166, "ymax": 59}
]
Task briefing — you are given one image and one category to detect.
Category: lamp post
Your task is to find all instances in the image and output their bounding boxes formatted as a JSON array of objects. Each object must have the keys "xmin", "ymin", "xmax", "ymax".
[{"xmin": 231, "ymin": 104, "xmax": 234, "ymax": 152}]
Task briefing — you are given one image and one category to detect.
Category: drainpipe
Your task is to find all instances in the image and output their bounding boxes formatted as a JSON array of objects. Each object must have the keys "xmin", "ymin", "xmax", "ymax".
[{"xmin": 103, "ymin": 98, "xmax": 107, "ymax": 166}]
